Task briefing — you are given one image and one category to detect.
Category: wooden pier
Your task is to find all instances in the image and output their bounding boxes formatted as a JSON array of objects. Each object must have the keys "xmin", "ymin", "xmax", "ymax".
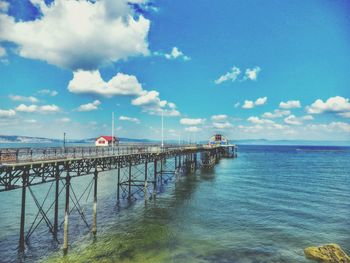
[{"xmin": 0, "ymin": 143, "xmax": 237, "ymax": 255}]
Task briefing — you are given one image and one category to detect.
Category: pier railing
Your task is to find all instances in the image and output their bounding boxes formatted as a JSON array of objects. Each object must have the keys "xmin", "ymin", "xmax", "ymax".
[{"xmin": 0, "ymin": 144, "xmax": 202, "ymax": 164}]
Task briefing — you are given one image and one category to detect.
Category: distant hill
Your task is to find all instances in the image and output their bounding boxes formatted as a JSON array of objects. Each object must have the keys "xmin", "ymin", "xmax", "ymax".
[
  {"xmin": 0, "ymin": 135, "xmax": 155, "ymax": 144},
  {"xmin": 0, "ymin": 135, "xmax": 349, "ymax": 146}
]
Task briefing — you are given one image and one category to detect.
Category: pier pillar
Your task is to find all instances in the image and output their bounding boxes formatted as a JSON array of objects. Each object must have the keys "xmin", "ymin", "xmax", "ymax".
[
  {"xmin": 117, "ymin": 165, "xmax": 120, "ymax": 203},
  {"xmin": 144, "ymin": 161, "xmax": 148, "ymax": 199},
  {"xmin": 19, "ymin": 169, "xmax": 28, "ymax": 251},
  {"xmin": 128, "ymin": 162, "xmax": 132, "ymax": 200},
  {"xmin": 178, "ymin": 155, "xmax": 181, "ymax": 168},
  {"xmin": 153, "ymin": 159, "xmax": 157, "ymax": 197},
  {"xmin": 63, "ymin": 173, "xmax": 71, "ymax": 255},
  {"xmin": 53, "ymin": 166, "xmax": 59, "ymax": 238},
  {"xmin": 92, "ymin": 170, "xmax": 98, "ymax": 237},
  {"xmin": 194, "ymin": 153, "xmax": 197, "ymax": 170},
  {"xmin": 175, "ymin": 156, "xmax": 177, "ymax": 169},
  {"xmin": 160, "ymin": 158, "xmax": 163, "ymax": 184}
]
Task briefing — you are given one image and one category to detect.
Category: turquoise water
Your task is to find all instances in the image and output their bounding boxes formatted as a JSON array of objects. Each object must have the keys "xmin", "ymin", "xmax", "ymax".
[{"xmin": 0, "ymin": 145, "xmax": 350, "ymax": 262}]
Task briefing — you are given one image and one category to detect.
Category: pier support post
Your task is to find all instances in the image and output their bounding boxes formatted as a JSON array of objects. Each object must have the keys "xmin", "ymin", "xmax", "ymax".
[
  {"xmin": 144, "ymin": 161, "xmax": 148, "ymax": 199},
  {"xmin": 194, "ymin": 153, "xmax": 197, "ymax": 170},
  {"xmin": 92, "ymin": 170, "xmax": 98, "ymax": 237},
  {"xmin": 53, "ymin": 165, "xmax": 59, "ymax": 238},
  {"xmin": 160, "ymin": 158, "xmax": 163, "ymax": 184},
  {"xmin": 19, "ymin": 169, "xmax": 28, "ymax": 251},
  {"xmin": 179, "ymin": 155, "xmax": 181, "ymax": 168},
  {"xmin": 128, "ymin": 162, "xmax": 132, "ymax": 200},
  {"xmin": 117, "ymin": 165, "xmax": 120, "ymax": 203},
  {"xmin": 153, "ymin": 159, "xmax": 157, "ymax": 197},
  {"xmin": 175, "ymin": 156, "xmax": 177, "ymax": 169},
  {"xmin": 63, "ymin": 173, "xmax": 71, "ymax": 255}
]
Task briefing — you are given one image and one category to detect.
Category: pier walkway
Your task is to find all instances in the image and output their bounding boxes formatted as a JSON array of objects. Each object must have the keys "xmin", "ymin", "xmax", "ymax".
[{"xmin": 0, "ymin": 143, "xmax": 237, "ymax": 254}]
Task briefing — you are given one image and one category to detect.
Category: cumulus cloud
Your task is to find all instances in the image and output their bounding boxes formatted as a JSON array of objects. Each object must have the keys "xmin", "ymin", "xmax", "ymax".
[
  {"xmin": 180, "ymin": 118, "xmax": 205, "ymax": 125},
  {"xmin": 262, "ymin": 109, "xmax": 291, "ymax": 118},
  {"xmin": 306, "ymin": 122, "xmax": 350, "ymax": 133},
  {"xmin": 9, "ymin": 95, "xmax": 39, "ymax": 103},
  {"xmin": 0, "ymin": 1, "xmax": 9, "ymax": 12},
  {"xmin": 15, "ymin": 104, "xmax": 60, "ymax": 113},
  {"xmin": 119, "ymin": 115, "xmax": 140, "ymax": 123},
  {"xmin": 242, "ymin": 97, "xmax": 267, "ymax": 109},
  {"xmin": 68, "ymin": 70, "xmax": 143, "ymax": 97},
  {"xmin": 77, "ymin": 100, "xmax": 101, "ymax": 112},
  {"xmin": 215, "ymin": 66, "xmax": 261, "ymax": 84},
  {"xmin": 255, "ymin": 97, "xmax": 267, "ymax": 106},
  {"xmin": 279, "ymin": 100, "xmax": 301, "ymax": 109},
  {"xmin": 59, "ymin": 117, "xmax": 71, "ymax": 123},
  {"xmin": 244, "ymin": 66, "xmax": 261, "ymax": 81},
  {"xmin": 247, "ymin": 116, "xmax": 274, "ymax": 124},
  {"xmin": 0, "ymin": 109, "xmax": 16, "ymax": 117},
  {"xmin": 213, "ymin": 122, "xmax": 233, "ymax": 129},
  {"xmin": 211, "ymin": 114, "xmax": 228, "ymax": 122},
  {"xmin": 164, "ymin": 47, "xmax": 190, "ymax": 61},
  {"xmin": 306, "ymin": 96, "xmax": 350, "ymax": 116},
  {"xmin": 0, "ymin": 0, "xmax": 150, "ymax": 70},
  {"xmin": 215, "ymin": 66, "xmax": 241, "ymax": 84},
  {"xmin": 284, "ymin": 115, "xmax": 302, "ymax": 125},
  {"xmin": 38, "ymin": 89, "xmax": 58, "ymax": 96},
  {"xmin": 185, "ymin": 126, "xmax": 201, "ymax": 132},
  {"xmin": 0, "ymin": 46, "xmax": 6, "ymax": 57},
  {"xmin": 131, "ymin": 90, "xmax": 180, "ymax": 116}
]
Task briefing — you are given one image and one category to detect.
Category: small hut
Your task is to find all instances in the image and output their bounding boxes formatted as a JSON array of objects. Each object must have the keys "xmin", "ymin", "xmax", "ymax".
[{"xmin": 95, "ymin": 136, "xmax": 118, "ymax": 147}]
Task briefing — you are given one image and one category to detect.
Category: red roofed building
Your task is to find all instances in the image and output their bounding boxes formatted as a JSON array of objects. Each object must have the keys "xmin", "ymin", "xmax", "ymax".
[{"xmin": 95, "ymin": 136, "xmax": 118, "ymax": 147}]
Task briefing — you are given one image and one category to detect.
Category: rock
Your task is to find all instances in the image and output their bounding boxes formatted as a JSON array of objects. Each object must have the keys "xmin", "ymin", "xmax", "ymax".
[{"xmin": 304, "ymin": 244, "xmax": 350, "ymax": 263}]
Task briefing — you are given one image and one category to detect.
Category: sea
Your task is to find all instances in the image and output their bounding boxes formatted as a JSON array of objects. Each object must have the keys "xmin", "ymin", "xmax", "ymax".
[{"xmin": 0, "ymin": 144, "xmax": 349, "ymax": 263}]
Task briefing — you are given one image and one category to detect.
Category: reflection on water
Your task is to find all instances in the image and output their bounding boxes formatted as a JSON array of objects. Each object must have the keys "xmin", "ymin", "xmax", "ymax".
[{"xmin": 1, "ymin": 145, "xmax": 350, "ymax": 262}]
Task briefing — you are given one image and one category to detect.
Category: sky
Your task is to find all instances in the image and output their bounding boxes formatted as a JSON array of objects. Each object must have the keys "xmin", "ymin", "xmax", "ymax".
[{"xmin": 0, "ymin": 0, "xmax": 350, "ymax": 142}]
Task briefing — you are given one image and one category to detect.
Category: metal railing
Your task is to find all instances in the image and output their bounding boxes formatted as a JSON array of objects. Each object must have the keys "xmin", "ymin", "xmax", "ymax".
[{"xmin": 0, "ymin": 144, "xmax": 205, "ymax": 164}]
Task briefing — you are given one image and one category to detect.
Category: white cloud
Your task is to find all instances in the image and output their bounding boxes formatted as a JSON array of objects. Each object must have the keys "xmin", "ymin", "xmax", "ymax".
[
  {"xmin": 244, "ymin": 66, "xmax": 261, "ymax": 81},
  {"xmin": 215, "ymin": 66, "xmax": 241, "ymax": 84},
  {"xmin": 338, "ymin": 112, "xmax": 350, "ymax": 118},
  {"xmin": 131, "ymin": 90, "xmax": 180, "ymax": 116},
  {"xmin": 247, "ymin": 116, "xmax": 274, "ymax": 124},
  {"xmin": 164, "ymin": 47, "xmax": 190, "ymax": 61},
  {"xmin": 211, "ymin": 114, "xmax": 228, "ymax": 122},
  {"xmin": 119, "ymin": 116, "xmax": 140, "ymax": 123},
  {"xmin": 15, "ymin": 104, "xmax": 60, "ymax": 113},
  {"xmin": 212, "ymin": 122, "xmax": 233, "ymax": 129},
  {"xmin": 301, "ymin": 115, "xmax": 314, "ymax": 120},
  {"xmin": 0, "ymin": 0, "xmax": 150, "ymax": 70},
  {"xmin": 284, "ymin": 115, "xmax": 302, "ymax": 125},
  {"xmin": 68, "ymin": 70, "xmax": 143, "ymax": 97},
  {"xmin": 0, "ymin": 46, "xmax": 6, "ymax": 57},
  {"xmin": 255, "ymin": 96, "xmax": 267, "ymax": 106},
  {"xmin": 262, "ymin": 109, "xmax": 291, "ymax": 118},
  {"xmin": 0, "ymin": 1, "xmax": 9, "ymax": 12},
  {"xmin": 38, "ymin": 89, "xmax": 58, "ymax": 96},
  {"xmin": 242, "ymin": 100, "xmax": 254, "ymax": 109},
  {"xmin": 234, "ymin": 102, "xmax": 240, "ymax": 108},
  {"xmin": 185, "ymin": 126, "xmax": 201, "ymax": 132},
  {"xmin": 0, "ymin": 109, "xmax": 16, "ymax": 117},
  {"xmin": 180, "ymin": 118, "xmax": 205, "ymax": 125},
  {"xmin": 306, "ymin": 122, "xmax": 350, "ymax": 133},
  {"xmin": 25, "ymin": 119, "xmax": 37, "ymax": 124},
  {"xmin": 59, "ymin": 117, "xmax": 71, "ymax": 123},
  {"xmin": 306, "ymin": 96, "xmax": 350, "ymax": 116},
  {"xmin": 9, "ymin": 95, "xmax": 39, "ymax": 103},
  {"xmin": 242, "ymin": 97, "xmax": 267, "ymax": 109},
  {"xmin": 77, "ymin": 100, "xmax": 101, "ymax": 112},
  {"xmin": 215, "ymin": 66, "xmax": 261, "ymax": 84},
  {"xmin": 279, "ymin": 100, "xmax": 301, "ymax": 109}
]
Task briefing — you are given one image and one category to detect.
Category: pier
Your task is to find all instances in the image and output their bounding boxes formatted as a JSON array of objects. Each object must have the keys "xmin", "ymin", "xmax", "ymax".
[{"xmin": 0, "ymin": 143, "xmax": 237, "ymax": 255}]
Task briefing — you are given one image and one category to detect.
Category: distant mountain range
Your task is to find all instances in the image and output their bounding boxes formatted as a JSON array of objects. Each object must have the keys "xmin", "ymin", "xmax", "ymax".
[{"xmin": 0, "ymin": 135, "xmax": 349, "ymax": 146}]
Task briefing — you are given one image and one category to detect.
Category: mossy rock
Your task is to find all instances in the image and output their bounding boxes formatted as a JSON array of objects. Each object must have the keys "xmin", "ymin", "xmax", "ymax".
[{"xmin": 304, "ymin": 244, "xmax": 350, "ymax": 263}]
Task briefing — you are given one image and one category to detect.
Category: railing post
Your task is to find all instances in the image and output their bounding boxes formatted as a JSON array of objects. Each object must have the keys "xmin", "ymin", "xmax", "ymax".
[
  {"xmin": 128, "ymin": 161, "xmax": 132, "ymax": 200},
  {"xmin": 117, "ymin": 162, "xmax": 120, "ymax": 203},
  {"xmin": 153, "ymin": 159, "xmax": 157, "ymax": 197},
  {"xmin": 53, "ymin": 165, "xmax": 59, "ymax": 238},
  {"xmin": 19, "ymin": 168, "xmax": 28, "ymax": 251},
  {"xmin": 144, "ymin": 161, "xmax": 148, "ymax": 199},
  {"xmin": 63, "ymin": 171, "xmax": 71, "ymax": 255},
  {"xmin": 92, "ymin": 169, "xmax": 98, "ymax": 237}
]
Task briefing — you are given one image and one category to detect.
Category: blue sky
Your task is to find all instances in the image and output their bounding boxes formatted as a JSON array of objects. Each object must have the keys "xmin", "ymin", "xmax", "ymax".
[{"xmin": 0, "ymin": 0, "xmax": 350, "ymax": 141}]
